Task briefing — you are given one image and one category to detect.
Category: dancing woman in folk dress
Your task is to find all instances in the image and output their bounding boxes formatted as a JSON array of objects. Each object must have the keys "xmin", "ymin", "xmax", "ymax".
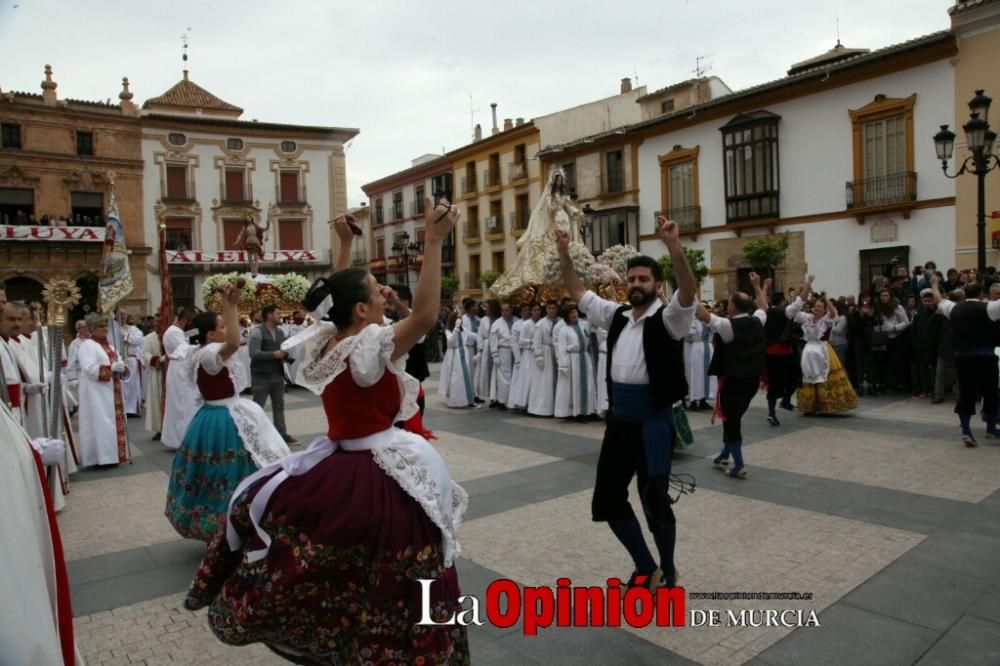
[
  {"xmin": 165, "ymin": 283, "xmax": 290, "ymax": 542},
  {"xmin": 785, "ymin": 275, "xmax": 858, "ymax": 415},
  {"xmin": 184, "ymin": 200, "xmax": 470, "ymax": 665}
]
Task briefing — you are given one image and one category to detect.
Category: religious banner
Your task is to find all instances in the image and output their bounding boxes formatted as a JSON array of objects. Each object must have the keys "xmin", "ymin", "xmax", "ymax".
[
  {"xmin": 166, "ymin": 249, "xmax": 329, "ymax": 264},
  {"xmin": 0, "ymin": 225, "xmax": 106, "ymax": 241},
  {"xmin": 98, "ymin": 180, "xmax": 133, "ymax": 312}
]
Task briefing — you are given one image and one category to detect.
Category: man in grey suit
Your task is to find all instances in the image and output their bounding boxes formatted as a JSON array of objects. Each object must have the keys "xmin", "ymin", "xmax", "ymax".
[{"xmin": 248, "ymin": 304, "xmax": 297, "ymax": 444}]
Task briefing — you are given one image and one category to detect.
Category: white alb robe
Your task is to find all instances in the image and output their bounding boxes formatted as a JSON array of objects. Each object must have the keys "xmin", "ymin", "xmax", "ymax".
[
  {"xmin": 120, "ymin": 325, "xmax": 144, "ymax": 415},
  {"xmin": 595, "ymin": 326, "xmax": 609, "ymax": 415},
  {"xmin": 162, "ymin": 324, "xmax": 202, "ymax": 449},
  {"xmin": 65, "ymin": 336, "xmax": 84, "ymax": 409},
  {"xmin": 555, "ymin": 322, "xmax": 597, "ymax": 418},
  {"xmin": 441, "ymin": 325, "xmax": 477, "ymax": 408},
  {"xmin": 11, "ymin": 335, "xmax": 44, "ymax": 439},
  {"xmin": 0, "ymin": 337, "xmax": 24, "ymax": 426},
  {"xmin": 474, "ymin": 316, "xmax": 495, "ymax": 400},
  {"xmin": 507, "ymin": 318, "xmax": 525, "ymax": 406},
  {"xmin": 489, "ymin": 317, "xmax": 516, "ymax": 405},
  {"xmin": 77, "ymin": 339, "xmax": 129, "ymax": 466},
  {"xmin": 0, "ymin": 402, "xmax": 84, "ymax": 665},
  {"xmin": 527, "ymin": 317, "xmax": 559, "ymax": 416},
  {"xmin": 683, "ymin": 320, "xmax": 717, "ymax": 401},
  {"xmin": 508, "ymin": 318, "xmax": 536, "ymax": 409},
  {"xmin": 142, "ymin": 332, "xmax": 164, "ymax": 434}
]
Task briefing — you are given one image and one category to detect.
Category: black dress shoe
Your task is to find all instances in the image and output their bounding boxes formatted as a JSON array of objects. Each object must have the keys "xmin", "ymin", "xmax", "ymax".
[{"xmin": 152, "ymin": 432, "xmax": 161, "ymax": 441}]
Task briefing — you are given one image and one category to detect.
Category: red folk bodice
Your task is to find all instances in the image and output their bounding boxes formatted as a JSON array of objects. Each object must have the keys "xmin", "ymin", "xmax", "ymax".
[
  {"xmin": 321, "ymin": 358, "xmax": 400, "ymax": 440},
  {"xmin": 197, "ymin": 365, "xmax": 235, "ymax": 401}
]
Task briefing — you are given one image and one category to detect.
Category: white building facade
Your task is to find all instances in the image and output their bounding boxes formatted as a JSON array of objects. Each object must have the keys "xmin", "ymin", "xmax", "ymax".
[
  {"xmin": 140, "ymin": 72, "xmax": 358, "ymax": 311},
  {"xmin": 631, "ymin": 32, "xmax": 957, "ymax": 300}
]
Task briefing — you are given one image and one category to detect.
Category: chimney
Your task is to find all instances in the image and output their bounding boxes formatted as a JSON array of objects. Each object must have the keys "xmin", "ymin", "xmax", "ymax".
[
  {"xmin": 503, "ymin": 118, "xmax": 513, "ymax": 131},
  {"xmin": 515, "ymin": 117, "xmax": 524, "ymax": 126},
  {"xmin": 620, "ymin": 77, "xmax": 632, "ymax": 93},
  {"xmin": 474, "ymin": 123, "xmax": 482, "ymax": 141},
  {"xmin": 41, "ymin": 64, "xmax": 58, "ymax": 106},
  {"xmin": 490, "ymin": 102, "xmax": 499, "ymax": 135}
]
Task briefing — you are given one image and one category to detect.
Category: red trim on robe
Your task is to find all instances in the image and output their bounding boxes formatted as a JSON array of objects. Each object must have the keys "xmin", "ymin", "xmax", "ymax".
[
  {"xmin": 7, "ymin": 383, "xmax": 21, "ymax": 408},
  {"xmin": 27, "ymin": 442, "xmax": 76, "ymax": 665}
]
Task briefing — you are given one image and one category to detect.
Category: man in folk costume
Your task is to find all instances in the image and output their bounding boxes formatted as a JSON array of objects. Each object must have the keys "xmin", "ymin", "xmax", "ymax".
[
  {"xmin": 476, "ymin": 299, "xmax": 500, "ymax": 406},
  {"xmin": 931, "ymin": 276, "xmax": 1000, "ymax": 446},
  {"xmin": 763, "ymin": 290, "xmax": 798, "ymax": 425},
  {"xmin": 162, "ymin": 308, "xmax": 202, "ymax": 449},
  {"xmin": 119, "ymin": 312, "xmax": 145, "ymax": 416},
  {"xmin": 489, "ymin": 302, "xmax": 516, "ymax": 409},
  {"xmin": 528, "ymin": 300, "xmax": 561, "ymax": 417},
  {"xmin": 557, "ymin": 216, "xmax": 697, "ymax": 589},
  {"xmin": 0, "ymin": 400, "xmax": 82, "ymax": 665},
  {"xmin": 0, "ymin": 301, "xmax": 26, "ymax": 426},
  {"xmin": 701, "ymin": 273, "xmax": 769, "ymax": 479},
  {"xmin": 77, "ymin": 313, "xmax": 130, "ymax": 466},
  {"xmin": 143, "ymin": 325, "xmax": 165, "ymax": 440}
]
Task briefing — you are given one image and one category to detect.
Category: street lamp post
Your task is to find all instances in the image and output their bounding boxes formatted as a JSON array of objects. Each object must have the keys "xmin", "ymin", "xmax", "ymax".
[
  {"xmin": 391, "ymin": 231, "xmax": 422, "ymax": 289},
  {"xmin": 934, "ymin": 89, "xmax": 1000, "ymax": 274}
]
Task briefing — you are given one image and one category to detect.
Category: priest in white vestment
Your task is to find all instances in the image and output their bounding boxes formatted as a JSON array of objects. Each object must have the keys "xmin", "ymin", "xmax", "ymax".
[
  {"xmin": 162, "ymin": 311, "xmax": 202, "ymax": 448},
  {"xmin": 0, "ymin": 401, "xmax": 83, "ymax": 665},
  {"xmin": 143, "ymin": 330, "xmax": 165, "ymax": 438},
  {"xmin": 488, "ymin": 304, "xmax": 516, "ymax": 407},
  {"xmin": 120, "ymin": 316, "xmax": 145, "ymax": 416},
  {"xmin": 77, "ymin": 313, "xmax": 130, "ymax": 466},
  {"xmin": 528, "ymin": 303, "xmax": 560, "ymax": 416},
  {"xmin": 1, "ymin": 302, "xmax": 25, "ymax": 426}
]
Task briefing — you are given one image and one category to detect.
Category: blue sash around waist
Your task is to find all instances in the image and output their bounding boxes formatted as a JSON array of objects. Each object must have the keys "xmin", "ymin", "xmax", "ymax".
[{"xmin": 610, "ymin": 382, "xmax": 674, "ymax": 477}]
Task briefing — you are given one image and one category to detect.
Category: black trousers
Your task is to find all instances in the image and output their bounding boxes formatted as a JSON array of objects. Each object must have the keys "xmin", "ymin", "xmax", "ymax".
[
  {"xmin": 954, "ymin": 355, "xmax": 999, "ymax": 418},
  {"xmin": 765, "ymin": 353, "xmax": 796, "ymax": 403},
  {"xmin": 720, "ymin": 376, "xmax": 760, "ymax": 443},
  {"xmin": 592, "ymin": 416, "xmax": 675, "ymax": 535}
]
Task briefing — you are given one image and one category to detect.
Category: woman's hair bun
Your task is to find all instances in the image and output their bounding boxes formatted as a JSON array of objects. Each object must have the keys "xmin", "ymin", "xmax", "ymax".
[{"xmin": 302, "ymin": 277, "xmax": 332, "ymax": 313}]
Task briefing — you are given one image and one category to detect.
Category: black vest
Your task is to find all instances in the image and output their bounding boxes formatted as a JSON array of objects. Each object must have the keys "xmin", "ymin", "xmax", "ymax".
[
  {"xmin": 764, "ymin": 306, "xmax": 793, "ymax": 345},
  {"xmin": 606, "ymin": 305, "xmax": 687, "ymax": 411},
  {"xmin": 708, "ymin": 316, "xmax": 766, "ymax": 378},
  {"xmin": 950, "ymin": 300, "xmax": 993, "ymax": 352},
  {"xmin": 405, "ymin": 338, "xmax": 430, "ymax": 381}
]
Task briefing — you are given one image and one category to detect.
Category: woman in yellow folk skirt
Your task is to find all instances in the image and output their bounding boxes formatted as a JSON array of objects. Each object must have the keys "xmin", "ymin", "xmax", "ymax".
[{"xmin": 786, "ymin": 276, "xmax": 858, "ymax": 415}]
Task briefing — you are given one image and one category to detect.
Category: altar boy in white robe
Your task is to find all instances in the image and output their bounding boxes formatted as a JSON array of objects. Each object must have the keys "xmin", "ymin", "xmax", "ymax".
[
  {"xmin": 77, "ymin": 313, "xmax": 130, "ymax": 467},
  {"xmin": 476, "ymin": 300, "xmax": 500, "ymax": 405},
  {"xmin": 683, "ymin": 318, "xmax": 717, "ymax": 410},
  {"xmin": 555, "ymin": 304, "xmax": 597, "ymax": 420},
  {"xmin": 162, "ymin": 309, "xmax": 202, "ymax": 449},
  {"xmin": 120, "ymin": 313, "xmax": 145, "ymax": 416},
  {"xmin": 143, "ymin": 328, "xmax": 164, "ymax": 439},
  {"xmin": 507, "ymin": 304, "xmax": 530, "ymax": 408},
  {"xmin": 489, "ymin": 303, "xmax": 516, "ymax": 409},
  {"xmin": 528, "ymin": 301, "xmax": 560, "ymax": 416},
  {"xmin": 441, "ymin": 312, "xmax": 477, "ymax": 408}
]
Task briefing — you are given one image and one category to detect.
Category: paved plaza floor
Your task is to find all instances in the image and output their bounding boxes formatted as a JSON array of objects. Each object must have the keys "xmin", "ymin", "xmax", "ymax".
[{"xmin": 62, "ymin": 365, "xmax": 1000, "ymax": 665}]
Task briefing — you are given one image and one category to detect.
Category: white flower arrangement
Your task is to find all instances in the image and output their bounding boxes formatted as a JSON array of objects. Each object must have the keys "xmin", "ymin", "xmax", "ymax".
[
  {"xmin": 540, "ymin": 242, "xmax": 596, "ymax": 284},
  {"xmin": 591, "ymin": 262, "xmax": 620, "ymax": 285},
  {"xmin": 271, "ymin": 273, "xmax": 311, "ymax": 302},
  {"xmin": 201, "ymin": 272, "xmax": 255, "ymax": 305},
  {"xmin": 597, "ymin": 244, "xmax": 640, "ymax": 281}
]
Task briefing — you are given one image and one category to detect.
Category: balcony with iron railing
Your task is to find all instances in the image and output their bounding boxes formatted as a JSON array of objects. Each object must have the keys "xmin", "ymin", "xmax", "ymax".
[
  {"xmin": 409, "ymin": 199, "xmax": 426, "ymax": 217},
  {"xmin": 463, "ymin": 219, "xmax": 481, "ymax": 243},
  {"xmin": 463, "ymin": 271, "xmax": 482, "ymax": 290},
  {"xmin": 483, "ymin": 167, "xmax": 502, "ymax": 190},
  {"xmin": 485, "ymin": 215, "xmax": 504, "ymax": 240},
  {"xmin": 509, "ymin": 210, "xmax": 530, "ymax": 236},
  {"xmin": 373, "ymin": 209, "xmax": 385, "ymax": 226},
  {"xmin": 654, "ymin": 206, "xmax": 702, "ymax": 234},
  {"xmin": 441, "ymin": 244, "xmax": 455, "ymax": 265},
  {"xmin": 846, "ymin": 171, "xmax": 917, "ymax": 213},
  {"xmin": 161, "ymin": 178, "xmax": 196, "ymax": 203},
  {"xmin": 351, "ymin": 249, "xmax": 368, "ymax": 267},
  {"xmin": 508, "ymin": 161, "xmax": 528, "ymax": 183},
  {"xmin": 222, "ymin": 184, "xmax": 254, "ymax": 205},
  {"xmin": 390, "ymin": 203, "xmax": 404, "ymax": 221},
  {"xmin": 461, "ymin": 175, "xmax": 478, "ymax": 196}
]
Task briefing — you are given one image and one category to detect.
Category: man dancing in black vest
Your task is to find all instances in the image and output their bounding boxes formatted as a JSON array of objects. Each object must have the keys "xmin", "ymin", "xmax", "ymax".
[
  {"xmin": 556, "ymin": 216, "xmax": 696, "ymax": 590},
  {"xmin": 698, "ymin": 274, "xmax": 769, "ymax": 478},
  {"xmin": 931, "ymin": 276, "xmax": 1000, "ymax": 446},
  {"xmin": 763, "ymin": 291, "xmax": 797, "ymax": 425}
]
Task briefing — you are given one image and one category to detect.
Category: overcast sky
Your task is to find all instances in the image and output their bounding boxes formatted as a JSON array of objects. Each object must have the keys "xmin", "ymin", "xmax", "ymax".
[{"xmin": 1, "ymin": 0, "xmax": 952, "ymax": 204}]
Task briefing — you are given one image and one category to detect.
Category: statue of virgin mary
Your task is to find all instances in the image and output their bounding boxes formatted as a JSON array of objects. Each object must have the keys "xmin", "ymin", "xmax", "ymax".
[{"xmin": 490, "ymin": 167, "xmax": 585, "ymax": 297}]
